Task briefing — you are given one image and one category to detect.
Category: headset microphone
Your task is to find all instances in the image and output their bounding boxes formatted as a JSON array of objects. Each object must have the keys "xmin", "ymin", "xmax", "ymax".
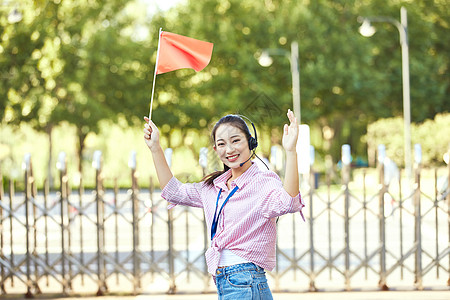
[{"xmin": 239, "ymin": 151, "xmax": 255, "ymax": 167}]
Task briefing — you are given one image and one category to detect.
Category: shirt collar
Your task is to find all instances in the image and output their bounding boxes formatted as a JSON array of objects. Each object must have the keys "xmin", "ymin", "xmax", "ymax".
[
  {"xmin": 213, "ymin": 169, "xmax": 231, "ymax": 191},
  {"xmin": 212, "ymin": 163, "xmax": 260, "ymax": 191}
]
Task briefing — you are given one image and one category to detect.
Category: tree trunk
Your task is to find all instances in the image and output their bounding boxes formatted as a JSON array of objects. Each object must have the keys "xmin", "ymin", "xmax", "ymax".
[{"xmin": 77, "ymin": 129, "xmax": 87, "ymax": 175}]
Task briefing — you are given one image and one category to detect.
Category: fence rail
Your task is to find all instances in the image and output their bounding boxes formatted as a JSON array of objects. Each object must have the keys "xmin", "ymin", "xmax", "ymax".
[{"xmin": 0, "ymin": 151, "xmax": 449, "ymax": 297}]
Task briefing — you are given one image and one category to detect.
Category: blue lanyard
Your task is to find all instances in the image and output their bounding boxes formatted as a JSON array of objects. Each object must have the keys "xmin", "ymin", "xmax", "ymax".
[{"xmin": 211, "ymin": 186, "xmax": 239, "ymax": 240}]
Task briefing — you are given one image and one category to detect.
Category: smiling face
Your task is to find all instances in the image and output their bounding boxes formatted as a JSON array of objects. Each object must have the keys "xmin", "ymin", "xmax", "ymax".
[{"xmin": 214, "ymin": 123, "xmax": 252, "ymax": 169}]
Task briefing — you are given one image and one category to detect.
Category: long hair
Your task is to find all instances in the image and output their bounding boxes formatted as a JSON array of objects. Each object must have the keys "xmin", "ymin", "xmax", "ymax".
[{"xmin": 202, "ymin": 115, "xmax": 253, "ymax": 187}]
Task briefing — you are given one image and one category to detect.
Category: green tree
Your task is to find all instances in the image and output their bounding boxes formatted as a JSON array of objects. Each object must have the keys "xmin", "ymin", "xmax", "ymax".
[
  {"xmin": 365, "ymin": 113, "xmax": 450, "ymax": 167},
  {"xmin": 48, "ymin": 0, "xmax": 153, "ymax": 173},
  {"xmin": 148, "ymin": 0, "xmax": 449, "ymax": 165},
  {"xmin": 2, "ymin": 0, "xmax": 448, "ymax": 179},
  {"xmin": 1, "ymin": 0, "xmax": 153, "ymax": 179}
]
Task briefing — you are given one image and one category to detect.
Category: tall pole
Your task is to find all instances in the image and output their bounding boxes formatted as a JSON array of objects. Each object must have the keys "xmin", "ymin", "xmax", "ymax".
[
  {"xmin": 358, "ymin": 7, "xmax": 412, "ymax": 179},
  {"xmin": 290, "ymin": 41, "xmax": 301, "ymax": 124},
  {"xmin": 400, "ymin": 7, "xmax": 412, "ymax": 179},
  {"xmin": 258, "ymin": 42, "xmax": 301, "ymax": 123}
]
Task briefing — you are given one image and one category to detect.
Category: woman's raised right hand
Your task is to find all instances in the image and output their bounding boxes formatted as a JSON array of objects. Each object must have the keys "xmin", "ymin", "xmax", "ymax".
[{"xmin": 143, "ymin": 116, "xmax": 161, "ymax": 152}]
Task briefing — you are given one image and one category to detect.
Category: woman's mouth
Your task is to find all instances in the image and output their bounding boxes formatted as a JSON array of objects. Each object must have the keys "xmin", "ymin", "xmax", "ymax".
[{"xmin": 227, "ymin": 154, "xmax": 239, "ymax": 162}]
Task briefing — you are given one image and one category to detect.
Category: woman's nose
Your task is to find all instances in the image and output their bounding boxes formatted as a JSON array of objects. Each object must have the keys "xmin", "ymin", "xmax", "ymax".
[{"xmin": 225, "ymin": 143, "xmax": 235, "ymax": 152}]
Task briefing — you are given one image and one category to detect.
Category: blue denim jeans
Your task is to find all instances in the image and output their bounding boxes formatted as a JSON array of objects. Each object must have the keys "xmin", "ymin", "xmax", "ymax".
[{"xmin": 214, "ymin": 262, "xmax": 273, "ymax": 300}]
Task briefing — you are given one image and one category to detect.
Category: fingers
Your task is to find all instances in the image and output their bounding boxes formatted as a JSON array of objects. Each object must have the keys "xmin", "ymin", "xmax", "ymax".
[
  {"xmin": 284, "ymin": 110, "xmax": 299, "ymax": 142},
  {"xmin": 284, "ymin": 124, "xmax": 289, "ymax": 135},
  {"xmin": 287, "ymin": 109, "xmax": 297, "ymax": 126},
  {"xmin": 143, "ymin": 122, "xmax": 152, "ymax": 132},
  {"xmin": 143, "ymin": 116, "xmax": 154, "ymax": 140},
  {"xmin": 143, "ymin": 126, "xmax": 151, "ymax": 140},
  {"xmin": 145, "ymin": 116, "xmax": 158, "ymax": 128},
  {"xmin": 144, "ymin": 116, "xmax": 154, "ymax": 126}
]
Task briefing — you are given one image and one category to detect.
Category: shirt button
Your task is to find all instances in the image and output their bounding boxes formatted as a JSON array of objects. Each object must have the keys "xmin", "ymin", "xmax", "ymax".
[{"xmin": 216, "ymin": 270, "xmax": 221, "ymax": 275}]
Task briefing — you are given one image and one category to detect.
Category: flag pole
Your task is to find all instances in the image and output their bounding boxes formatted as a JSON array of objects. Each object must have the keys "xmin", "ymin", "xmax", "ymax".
[{"xmin": 149, "ymin": 28, "xmax": 162, "ymax": 120}]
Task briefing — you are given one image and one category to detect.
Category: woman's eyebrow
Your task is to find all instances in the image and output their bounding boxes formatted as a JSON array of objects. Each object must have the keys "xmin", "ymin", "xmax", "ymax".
[{"xmin": 216, "ymin": 134, "xmax": 242, "ymax": 142}]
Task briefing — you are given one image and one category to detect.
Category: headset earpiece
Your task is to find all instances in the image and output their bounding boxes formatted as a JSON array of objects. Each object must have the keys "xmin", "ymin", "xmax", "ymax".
[
  {"xmin": 245, "ymin": 118, "xmax": 258, "ymax": 151},
  {"xmin": 248, "ymin": 137, "xmax": 256, "ymax": 151},
  {"xmin": 237, "ymin": 115, "xmax": 269, "ymax": 170},
  {"xmin": 248, "ymin": 135, "xmax": 258, "ymax": 151},
  {"xmin": 238, "ymin": 116, "xmax": 261, "ymax": 167}
]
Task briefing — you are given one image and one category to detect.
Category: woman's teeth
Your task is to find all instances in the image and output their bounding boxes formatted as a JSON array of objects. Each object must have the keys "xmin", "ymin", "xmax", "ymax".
[{"xmin": 227, "ymin": 154, "xmax": 239, "ymax": 161}]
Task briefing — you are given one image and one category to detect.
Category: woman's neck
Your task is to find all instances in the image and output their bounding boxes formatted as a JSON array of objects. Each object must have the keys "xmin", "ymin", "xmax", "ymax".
[{"xmin": 227, "ymin": 162, "xmax": 252, "ymax": 188}]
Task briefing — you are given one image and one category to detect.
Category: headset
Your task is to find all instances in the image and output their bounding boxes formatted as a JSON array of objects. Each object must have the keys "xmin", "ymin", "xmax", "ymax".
[
  {"xmin": 239, "ymin": 115, "xmax": 258, "ymax": 151},
  {"xmin": 239, "ymin": 115, "xmax": 273, "ymax": 221},
  {"xmin": 238, "ymin": 115, "xmax": 274, "ymax": 219},
  {"xmin": 238, "ymin": 115, "xmax": 269, "ymax": 170}
]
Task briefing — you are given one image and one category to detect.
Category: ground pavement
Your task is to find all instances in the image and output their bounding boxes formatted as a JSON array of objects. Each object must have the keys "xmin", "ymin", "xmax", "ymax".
[{"xmin": 2, "ymin": 289, "xmax": 449, "ymax": 300}]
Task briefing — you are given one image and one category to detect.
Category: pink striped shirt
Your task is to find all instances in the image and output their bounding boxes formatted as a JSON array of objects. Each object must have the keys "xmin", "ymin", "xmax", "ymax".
[{"xmin": 161, "ymin": 163, "xmax": 305, "ymax": 275}]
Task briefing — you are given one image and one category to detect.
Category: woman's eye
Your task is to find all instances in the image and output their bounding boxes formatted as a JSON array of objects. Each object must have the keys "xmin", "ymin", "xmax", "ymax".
[{"xmin": 232, "ymin": 139, "xmax": 240, "ymax": 143}]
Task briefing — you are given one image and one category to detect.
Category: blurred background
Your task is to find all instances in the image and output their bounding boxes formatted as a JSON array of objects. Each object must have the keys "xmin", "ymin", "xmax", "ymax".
[
  {"xmin": 0, "ymin": 0, "xmax": 449, "ymax": 188},
  {"xmin": 1, "ymin": 1, "xmax": 449, "ymax": 297}
]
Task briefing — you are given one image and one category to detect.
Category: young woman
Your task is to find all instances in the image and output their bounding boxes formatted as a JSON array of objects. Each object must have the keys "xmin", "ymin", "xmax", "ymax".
[{"xmin": 143, "ymin": 109, "xmax": 304, "ymax": 299}]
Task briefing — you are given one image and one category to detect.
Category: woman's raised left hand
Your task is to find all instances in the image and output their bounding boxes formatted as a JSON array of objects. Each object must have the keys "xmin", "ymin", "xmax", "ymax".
[{"xmin": 282, "ymin": 109, "xmax": 299, "ymax": 152}]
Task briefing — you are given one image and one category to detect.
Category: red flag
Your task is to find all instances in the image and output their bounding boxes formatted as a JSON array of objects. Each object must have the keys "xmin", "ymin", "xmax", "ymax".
[{"xmin": 156, "ymin": 31, "xmax": 214, "ymax": 75}]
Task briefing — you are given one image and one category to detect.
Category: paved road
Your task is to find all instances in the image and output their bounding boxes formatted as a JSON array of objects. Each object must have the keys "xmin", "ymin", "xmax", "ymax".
[{"xmin": 3, "ymin": 290, "xmax": 449, "ymax": 300}]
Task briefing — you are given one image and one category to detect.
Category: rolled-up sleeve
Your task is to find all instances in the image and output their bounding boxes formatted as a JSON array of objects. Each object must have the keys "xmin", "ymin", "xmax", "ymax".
[
  {"xmin": 258, "ymin": 172, "xmax": 305, "ymax": 221},
  {"xmin": 161, "ymin": 177, "xmax": 204, "ymax": 209}
]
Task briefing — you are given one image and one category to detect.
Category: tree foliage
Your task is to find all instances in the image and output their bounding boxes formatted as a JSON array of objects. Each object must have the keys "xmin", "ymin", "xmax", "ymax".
[
  {"xmin": 1, "ymin": 0, "xmax": 152, "ymax": 172},
  {"xmin": 148, "ymin": 0, "xmax": 449, "ymax": 163},
  {"xmin": 365, "ymin": 113, "xmax": 450, "ymax": 167},
  {"xmin": 1, "ymin": 0, "xmax": 448, "ymax": 176}
]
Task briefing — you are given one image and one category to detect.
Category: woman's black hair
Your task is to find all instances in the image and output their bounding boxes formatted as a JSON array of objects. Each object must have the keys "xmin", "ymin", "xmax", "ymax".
[{"xmin": 202, "ymin": 114, "xmax": 253, "ymax": 187}]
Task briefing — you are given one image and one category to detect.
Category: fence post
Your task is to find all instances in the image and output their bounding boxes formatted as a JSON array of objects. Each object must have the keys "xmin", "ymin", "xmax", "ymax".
[
  {"xmin": 66, "ymin": 170, "xmax": 73, "ymax": 291},
  {"xmin": 78, "ymin": 176, "xmax": 85, "ymax": 285},
  {"xmin": 167, "ymin": 203, "xmax": 177, "ymax": 294},
  {"xmin": 413, "ymin": 144, "xmax": 423, "ymax": 290},
  {"xmin": 165, "ymin": 148, "xmax": 176, "ymax": 294},
  {"xmin": 167, "ymin": 208, "xmax": 176, "ymax": 294},
  {"xmin": 308, "ymin": 146, "xmax": 316, "ymax": 292},
  {"xmin": 113, "ymin": 178, "xmax": 119, "ymax": 285},
  {"xmin": 8, "ymin": 179, "xmax": 14, "ymax": 288},
  {"xmin": 0, "ymin": 167, "xmax": 4, "ymax": 294},
  {"xmin": 447, "ymin": 148, "xmax": 450, "ymax": 287},
  {"xmin": 31, "ymin": 164, "xmax": 41, "ymax": 295},
  {"xmin": 58, "ymin": 154, "xmax": 66, "ymax": 292},
  {"xmin": 129, "ymin": 151, "xmax": 141, "ymax": 294},
  {"xmin": 43, "ymin": 178, "xmax": 50, "ymax": 286},
  {"xmin": 377, "ymin": 145, "xmax": 388, "ymax": 290},
  {"xmin": 149, "ymin": 176, "xmax": 155, "ymax": 282},
  {"xmin": 93, "ymin": 151, "xmax": 107, "ymax": 295},
  {"xmin": 57, "ymin": 152, "xmax": 70, "ymax": 295},
  {"xmin": 341, "ymin": 145, "xmax": 351, "ymax": 291},
  {"xmin": 23, "ymin": 154, "xmax": 35, "ymax": 298}
]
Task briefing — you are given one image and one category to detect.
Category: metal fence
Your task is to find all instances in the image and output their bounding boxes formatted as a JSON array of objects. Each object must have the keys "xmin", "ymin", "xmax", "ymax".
[{"xmin": 0, "ymin": 151, "xmax": 449, "ymax": 297}]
